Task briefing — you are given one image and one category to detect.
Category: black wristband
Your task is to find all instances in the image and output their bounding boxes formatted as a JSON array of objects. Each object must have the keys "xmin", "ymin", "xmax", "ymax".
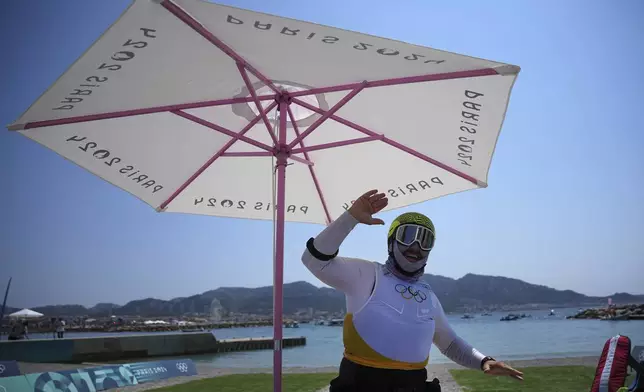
[
  {"xmin": 306, "ymin": 237, "xmax": 338, "ymax": 261},
  {"xmin": 480, "ymin": 356, "xmax": 495, "ymax": 370}
]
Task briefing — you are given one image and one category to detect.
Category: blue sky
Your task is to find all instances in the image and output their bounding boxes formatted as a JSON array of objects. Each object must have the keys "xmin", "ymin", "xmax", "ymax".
[{"xmin": 1, "ymin": 0, "xmax": 643, "ymax": 308}]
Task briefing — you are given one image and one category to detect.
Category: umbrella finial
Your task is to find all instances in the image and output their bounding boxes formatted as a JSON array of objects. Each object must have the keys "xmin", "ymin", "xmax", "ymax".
[{"xmin": 276, "ymin": 91, "xmax": 292, "ymax": 107}]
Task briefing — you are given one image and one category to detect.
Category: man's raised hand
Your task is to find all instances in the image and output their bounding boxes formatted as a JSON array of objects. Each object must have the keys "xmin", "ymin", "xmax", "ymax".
[{"xmin": 348, "ymin": 190, "xmax": 389, "ymax": 225}]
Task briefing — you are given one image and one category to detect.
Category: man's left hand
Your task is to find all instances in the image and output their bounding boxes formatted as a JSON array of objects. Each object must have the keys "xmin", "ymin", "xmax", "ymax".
[{"xmin": 482, "ymin": 360, "xmax": 524, "ymax": 381}]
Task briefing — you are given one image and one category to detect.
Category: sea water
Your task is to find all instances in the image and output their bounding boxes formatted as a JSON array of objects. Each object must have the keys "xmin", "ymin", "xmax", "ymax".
[
  {"xmin": 191, "ymin": 308, "xmax": 644, "ymax": 368},
  {"xmin": 14, "ymin": 308, "xmax": 644, "ymax": 368}
]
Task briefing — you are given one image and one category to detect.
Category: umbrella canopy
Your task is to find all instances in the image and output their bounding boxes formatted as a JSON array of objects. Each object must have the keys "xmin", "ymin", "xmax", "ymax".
[
  {"xmin": 8, "ymin": 308, "xmax": 44, "ymax": 319},
  {"xmin": 8, "ymin": 1, "xmax": 520, "ymax": 391}
]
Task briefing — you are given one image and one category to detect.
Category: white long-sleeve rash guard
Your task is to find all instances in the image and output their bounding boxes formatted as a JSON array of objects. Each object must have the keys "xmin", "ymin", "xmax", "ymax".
[{"xmin": 301, "ymin": 211, "xmax": 488, "ymax": 370}]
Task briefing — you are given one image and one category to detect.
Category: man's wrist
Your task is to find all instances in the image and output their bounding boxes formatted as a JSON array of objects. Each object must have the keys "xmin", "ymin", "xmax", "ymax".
[
  {"xmin": 343, "ymin": 209, "xmax": 360, "ymax": 226},
  {"xmin": 480, "ymin": 356, "xmax": 495, "ymax": 370}
]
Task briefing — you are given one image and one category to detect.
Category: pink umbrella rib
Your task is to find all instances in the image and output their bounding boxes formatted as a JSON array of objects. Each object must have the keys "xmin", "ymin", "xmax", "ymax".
[
  {"xmin": 13, "ymin": 95, "xmax": 275, "ymax": 130},
  {"xmin": 287, "ymin": 107, "xmax": 332, "ymax": 224},
  {"xmin": 159, "ymin": 101, "xmax": 277, "ymax": 210},
  {"xmin": 288, "ymin": 83, "xmax": 366, "ymax": 149},
  {"xmin": 288, "ymin": 155, "xmax": 314, "ymax": 166},
  {"xmin": 288, "ymin": 68, "xmax": 499, "ymax": 98},
  {"xmin": 221, "ymin": 151, "xmax": 313, "ymax": 166},
  {"xmin": 237, "ymin": 63, "xmax": 278, "ymax": 145},
  {"xmin": 292, "ymin": 98, "xmax": 486, "ymax": 187},
  {"xmin": 290, "ymin": 135, "xmax": 383, "ymax": 154},
  {"xmin": 13, "ymin": 69, "xmax": 497, "ymax": 132},
  {"xmin": 222, "ymin": 151, "xmax": 272, "ymax": 157},
  {"xmin": 161, "ymin": 0, "xmax": 279, "ymax": 94},
  {"xmin": 171, "ymin": 110, "xmax": 273, "ymax": 152}
]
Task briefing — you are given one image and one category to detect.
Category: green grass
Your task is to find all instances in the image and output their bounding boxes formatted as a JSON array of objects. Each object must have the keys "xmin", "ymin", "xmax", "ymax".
[
  {"xmin": 450, "ymin": 365, "xmax": 636, "ymax": 392},
  {"xmin": 149, "ymin": 373, "xmax": 337, "ymax": 392},
  {"xmin": 148, "ymin": 367, "xmax": 638, "ymax": 392}
]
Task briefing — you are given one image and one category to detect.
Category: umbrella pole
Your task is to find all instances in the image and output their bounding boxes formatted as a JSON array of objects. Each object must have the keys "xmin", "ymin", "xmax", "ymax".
[{"xmin": 273, "ymin": 99, "xmax": 289, "ymax": 392}]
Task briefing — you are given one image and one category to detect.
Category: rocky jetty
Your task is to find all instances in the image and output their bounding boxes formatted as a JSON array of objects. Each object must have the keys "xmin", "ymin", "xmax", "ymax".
[{"xmin": 567, "ymin": 304, "xmax": 644, "ymax": 320}]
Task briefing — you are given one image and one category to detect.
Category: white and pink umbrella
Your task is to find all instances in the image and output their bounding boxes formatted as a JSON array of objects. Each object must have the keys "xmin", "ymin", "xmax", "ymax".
[{"xmin": 8, "ymin": 1, "xmax": 520, "ymax": 390}]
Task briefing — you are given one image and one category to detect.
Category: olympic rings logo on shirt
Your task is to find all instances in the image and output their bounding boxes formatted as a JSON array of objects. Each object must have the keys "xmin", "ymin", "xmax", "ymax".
[{"xmin": 395, "ymin": 284, "xmax": 427, "ymax": 303}]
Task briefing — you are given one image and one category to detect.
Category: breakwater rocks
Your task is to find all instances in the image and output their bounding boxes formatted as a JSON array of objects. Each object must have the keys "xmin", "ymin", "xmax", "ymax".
[{"xmin": 567, "ymin": 304, "xmax": 644, "ymax": 320}]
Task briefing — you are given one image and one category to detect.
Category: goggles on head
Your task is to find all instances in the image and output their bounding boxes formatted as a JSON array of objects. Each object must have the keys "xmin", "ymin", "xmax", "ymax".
[{"xmin": 394, "ymin": 224, "xmax": 435, "ymax": 251}]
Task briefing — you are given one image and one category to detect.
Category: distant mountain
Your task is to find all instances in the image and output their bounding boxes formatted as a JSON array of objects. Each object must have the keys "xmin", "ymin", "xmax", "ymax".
[
  {"xmin": 7, "ymin": 273, "xmax": 644, "ymax": 317},
  {"xmin": 114, "ymin": 281, "xmax": 345, "ymax": 317},
  {"xmin": 1, "ymin": 306, "xmax": 19, "ymax": 316},
  {"xmin": 89, "ymin": 303, "xmax": 121, "ymax": 314},
  {"xmin": 421, "ymin": 273, "xmax": 643, "ymax": 310}
]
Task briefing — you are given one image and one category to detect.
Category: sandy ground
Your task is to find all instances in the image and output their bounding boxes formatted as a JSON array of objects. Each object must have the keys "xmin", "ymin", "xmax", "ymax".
[{"xmin": 18, "ymin": 356, "xmax": 600, "ymax": 392}]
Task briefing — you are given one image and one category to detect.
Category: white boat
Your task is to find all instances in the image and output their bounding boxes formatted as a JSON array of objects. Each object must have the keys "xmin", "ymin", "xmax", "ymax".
[{"xmin": 328, "ymin": 318, "xmax": 344, "ymax": 326}]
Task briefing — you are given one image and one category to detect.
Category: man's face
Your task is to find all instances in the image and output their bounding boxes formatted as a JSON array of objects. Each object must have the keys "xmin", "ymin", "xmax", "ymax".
[{"xmin": 399, "ymin": 242, "xmax": 430, "ymax": 263}]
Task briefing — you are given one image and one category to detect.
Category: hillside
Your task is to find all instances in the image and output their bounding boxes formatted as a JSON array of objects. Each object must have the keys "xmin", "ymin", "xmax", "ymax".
[{"xmin": 6, "ymin": 273, "xmax": 643, "ymax": 317}]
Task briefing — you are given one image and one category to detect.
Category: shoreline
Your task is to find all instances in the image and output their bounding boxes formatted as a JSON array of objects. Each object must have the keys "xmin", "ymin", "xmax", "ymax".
[
  {"xmin": 12, "ymin": 304, "xmax": 643, "ymax": 336},
  {"xmin": 17, "ymin": 355, "xmax": 600, "ymax": 392}
]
